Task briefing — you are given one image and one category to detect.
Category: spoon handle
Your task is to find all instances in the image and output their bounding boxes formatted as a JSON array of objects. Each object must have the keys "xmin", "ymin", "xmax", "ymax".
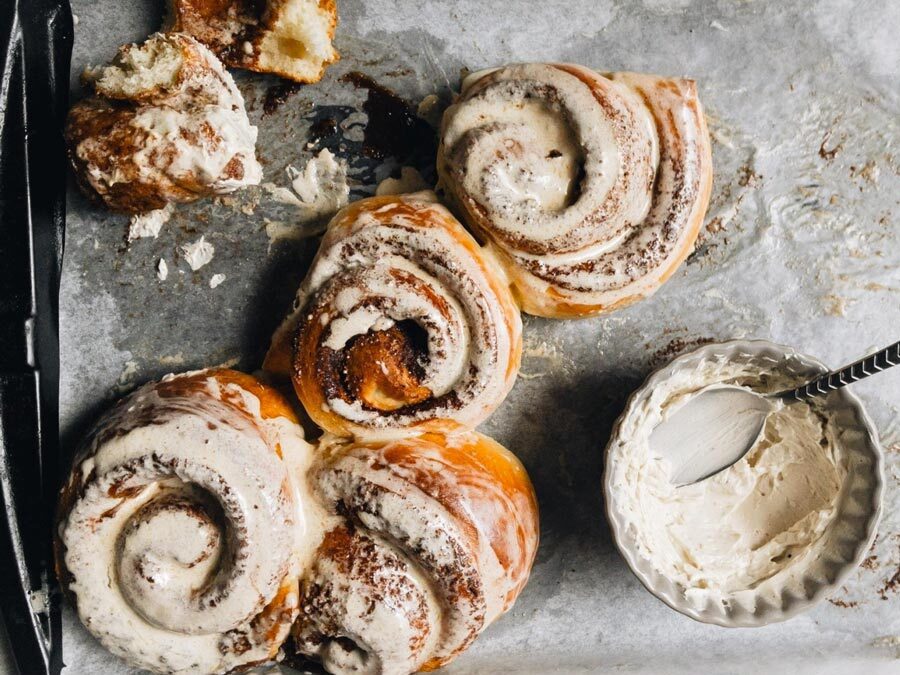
[{"xmin": 787, "ymin": 340, "xmax": 900, "ymax": 401}]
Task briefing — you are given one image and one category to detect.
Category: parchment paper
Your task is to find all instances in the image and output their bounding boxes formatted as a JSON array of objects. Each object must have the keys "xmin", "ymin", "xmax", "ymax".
[{"xmin": 51, "ymin": 1, "xmax": 900, "ymax": 673}]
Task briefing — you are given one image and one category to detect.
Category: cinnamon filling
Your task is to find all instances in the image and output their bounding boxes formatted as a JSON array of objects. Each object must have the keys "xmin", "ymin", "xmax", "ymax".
[
  {"xmin": 168, "ymin": 0, "xmax": 261, "ymax": 57},
  {"xmin": 340, "ymin": 322, "xmax": 431, "ymax": 411}
]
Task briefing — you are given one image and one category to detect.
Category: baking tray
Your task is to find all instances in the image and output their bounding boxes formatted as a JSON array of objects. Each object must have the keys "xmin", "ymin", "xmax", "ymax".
[{"xmin": 45, "ymin": 0, "xmax": 900, "ymax": 673}]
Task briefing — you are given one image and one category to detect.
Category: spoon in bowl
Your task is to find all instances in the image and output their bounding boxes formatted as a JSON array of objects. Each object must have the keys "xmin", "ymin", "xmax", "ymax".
[{"xmin": 651, "ymin": 340, "xmax": 899, "ymax": 487}]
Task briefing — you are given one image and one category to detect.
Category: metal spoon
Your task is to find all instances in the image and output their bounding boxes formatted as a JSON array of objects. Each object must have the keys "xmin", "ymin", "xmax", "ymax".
[{"xmin": 651, "ymin": 340, "xmax": 900, "ymax": 487}]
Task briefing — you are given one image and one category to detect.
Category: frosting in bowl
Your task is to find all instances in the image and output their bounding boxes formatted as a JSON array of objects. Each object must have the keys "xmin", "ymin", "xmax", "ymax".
[{"xmin": 609, "ymin": 357, "xmax": 847, "ymax": 609}]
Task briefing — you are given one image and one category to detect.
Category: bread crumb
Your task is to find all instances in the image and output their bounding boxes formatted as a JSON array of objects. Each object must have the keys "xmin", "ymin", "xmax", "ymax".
[
  {"xmin": 209, "ymin": 273, "xmax": 227, "ymax": 289},
  {"xmin": 180, "ymin": 236, "xmax": 215, "ymax": 270},
  {"xmin": 128, "ymin": 204, "xmax": 174, "ymax": 241},
  {"xmin": 823, "ymin": 294, "xmax": 848, "ymax": 317},
  {"xmin": 417, "ymin": 94, "xmax": 442, "ymax": 127},
  {"xmin": 156, "ymin": 258, "xmax": 168, "ymax": 281},
  {"xmin": 376, "ymin": 167, "xmax": 431, "ymax": 195}
]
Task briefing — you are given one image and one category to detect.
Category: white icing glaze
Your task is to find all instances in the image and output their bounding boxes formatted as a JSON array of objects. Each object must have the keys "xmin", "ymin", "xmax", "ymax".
[
  {"xmin": 295, "ymin": 432, "xmax": 538, "ymax": 673},
  {"xmin": 131, "ymin": 103, "xmax": 259, "ymax": 192},
  {"xmin": 443, "ymin": 64, "xmax": 657, "ymax": 253},
  {"xmin": 262, "ymin": 149, "xmax": 349, "ymax": 225},
  {"xmin": 298, "ymin": 526, "xmax": 442, "ymax": 675},
  {"xmin": 288, "ymin": 149, "xmax": 348, "ymax": 207},
  {"xmin": 61, "ymin": 373, "xmax": 538, "ymax": 675},
  {"xmin": 608, "ymin": 358, "xmax": 847, "ymax": 608}
]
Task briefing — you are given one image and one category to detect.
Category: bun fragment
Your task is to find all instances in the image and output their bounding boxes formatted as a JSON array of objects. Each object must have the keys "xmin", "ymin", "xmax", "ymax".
[
  {"xmin": 66, "ymin": 32, "xmax": 261, "ymax": 214},
  {"xmin": 165, "ymin": 0, "xmax": 339, "ymax": 83}
]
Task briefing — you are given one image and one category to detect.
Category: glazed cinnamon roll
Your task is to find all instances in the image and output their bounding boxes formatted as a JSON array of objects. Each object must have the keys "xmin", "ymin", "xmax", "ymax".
[
  {"xmin": 57, "ymin": 371, "xmax": 539, "ymax": 675},
  {"xmin": 264, "ymin": 192, "xmax": 523, "ymax": 438},
  {"xmin": 438, "ymin": 63, "xmax": 713, "ymax": 318},
  {"xmin": 294, "ymin": 430, "xmax": 539, "ymax": 674},
  {"xmin": 56, "ymin": 369, "xmax": 322, "ymax": 674}
]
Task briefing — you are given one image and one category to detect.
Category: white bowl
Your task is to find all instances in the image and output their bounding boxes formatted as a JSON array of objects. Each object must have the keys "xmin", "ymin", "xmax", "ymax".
[{"xmin": 603, "ymin": 339, "xmax": 883, "ymax": 627}]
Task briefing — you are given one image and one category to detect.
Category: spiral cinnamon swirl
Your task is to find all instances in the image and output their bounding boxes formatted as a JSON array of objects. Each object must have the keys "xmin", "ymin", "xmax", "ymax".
[
  {"xmin": 56, "ymin": 369, "xmax": 326, "ymax": 674},
  {"xmin": 294, "ymin": 430, "xmax": 539, "ymax": 674},
  {"xmin": 438, "ymin": 63, "xmax": 713, "ymax": 318},
  {"xmin": 264, "ymin": 192, "xmax": 523, "ymax": 438}
]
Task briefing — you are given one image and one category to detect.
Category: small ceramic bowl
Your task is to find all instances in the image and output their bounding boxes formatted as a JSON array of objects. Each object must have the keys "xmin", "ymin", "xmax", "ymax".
[{"xmin": 603, "ymin": 339, "xmax": 883, "ymax": 627}]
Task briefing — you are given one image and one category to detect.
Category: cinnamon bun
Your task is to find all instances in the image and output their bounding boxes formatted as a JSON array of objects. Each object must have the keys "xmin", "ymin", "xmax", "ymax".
[
  {"xmin": 438, "ymin": 63, "xmax": 713, "ymax": 318},
  {"xmin": 165, "ymin": 0, "xmax": 339, "ymax": 84},
  {"xmin": 56, "ymin": 369, "xmax": 321, "ymax": 674},
  {"xmin": 294, "ymin": 430, "xmax": 539, "ymax": 674},
  {"xmin": 264, "ymin": 192, "xmax": 523, "ymax": 438},
  {"xmin": 66, "ymin": 33, "xmax": 261, "ymax": 213},
  {"xmin": 57, "ymin": 373, "xmax": 539, "ymax": 674}
]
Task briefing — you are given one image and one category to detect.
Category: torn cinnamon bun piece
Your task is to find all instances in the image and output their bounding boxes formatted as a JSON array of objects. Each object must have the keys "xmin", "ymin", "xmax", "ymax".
[
  {"xmin": 294, "ymin": 430, "xmax": 539, "ymax": 674},
  {"xmin": 56, "ymin": 369, "xmax": 320, "ymax": 674},
  {"xmin": 66, "ymin": 33, "xmax": 261, "ymax": 213},
  {"xmin": 438, "ymin": 63, "xmax": 713, "ymax": 318},
  {"xmin": 165, "ymin": 0, "xmax": 339, "ymax": 83},
  {"xmin": 264, "ymin": 192, "xmax": 523, "ymax": 438}
]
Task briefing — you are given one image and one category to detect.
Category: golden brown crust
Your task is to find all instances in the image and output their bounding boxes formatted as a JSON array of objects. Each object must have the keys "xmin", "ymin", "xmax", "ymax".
[{"xmin": 160, "ymin": 368, "xmax": 302, "ymax": 423}]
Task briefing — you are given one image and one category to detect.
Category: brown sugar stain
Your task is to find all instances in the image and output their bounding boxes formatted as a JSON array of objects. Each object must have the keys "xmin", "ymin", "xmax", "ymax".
[
  {"xmin": 875, "ymin": 534, "xmax": 900, "ymax": 601},
  {"xmin": 818, "ymin": 128, "xmax": 844, "ymax": 161},
  {"xmin": 861, "ymin": 555, "xmax": 879, "ymax": 571},
  {"xmin": 648, "ymin": 336, "xmax": 716, "ymax": 368},
  {"xmin": 263, "ymin": 81, "xmax": 305, "ymax": 117},
  {"xmin": 308, "ymin": 116, "xmax": 339, "ymax": 145},
  {"xmin": 878, "ymin": 567, "xmax": 900, "ymax": 600},
  {"xmin": 339, "ymin": 71, "xmax": 436, "ymax": 163}
]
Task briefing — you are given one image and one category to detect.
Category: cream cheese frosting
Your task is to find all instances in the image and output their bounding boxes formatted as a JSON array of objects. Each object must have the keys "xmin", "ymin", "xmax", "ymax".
[{"xmin": 609, "ymin": 358, "xmax": 847, "ymax": 608}]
